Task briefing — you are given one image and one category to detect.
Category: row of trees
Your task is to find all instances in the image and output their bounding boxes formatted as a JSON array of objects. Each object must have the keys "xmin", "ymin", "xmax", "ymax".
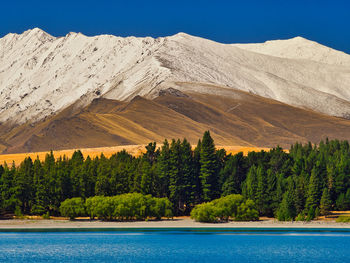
[
  {"xmin": 1, "ymin": 131, "xmax": 350, "ymax": 221},
  {"xmin": 190, "ymin": 194, "xmax": 258, "ymax": 223},
  {"xmin": 60, "ymin": 193, "xmax": 173, "ymax": 220}
]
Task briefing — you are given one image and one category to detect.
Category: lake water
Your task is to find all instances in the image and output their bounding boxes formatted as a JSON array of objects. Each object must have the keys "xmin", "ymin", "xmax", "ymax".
[{"xmin": 0, "ymin": 228, "xmax": 349, "ymax": 262}]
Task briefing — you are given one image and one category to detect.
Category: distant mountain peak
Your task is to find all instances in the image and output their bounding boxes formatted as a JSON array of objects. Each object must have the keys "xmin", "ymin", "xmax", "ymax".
[{"xmin": 232, "ymin": 36, "xmax": 350, "ymax": 66}]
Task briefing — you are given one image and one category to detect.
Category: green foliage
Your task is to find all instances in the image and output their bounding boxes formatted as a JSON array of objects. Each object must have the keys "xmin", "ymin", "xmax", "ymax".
[
  {"xmin": 235, "ymin": 200, "xmax": 259, "ymax": 221},
  {"xmin": 42, "ymin": 212, "xmax": 50, "ymax": 219},
  {"xmin": 59, "ymin": 197, "xmax": 86, "ymax": 220},
  {"xmin": 190, "ymin": 194, "xmax": 258, "ymax": 222},
  {"xmin": 320, "ymin": 188, "xmax": 332, "ymax": 215},
  {"xmin": 199, "ymin": 131, "xmax": 218, "ymax": 201},
  {"xmin": 14, "ymin": 206, "xmax": 23, "ymax": 218},
  {"xmin": 295, "ymin": 211, "xmax": 306, "ymax": 221},
  {"xmin": 336, "ymin": 216, "xmax": 350, "ymax": 223},
  {"xmin": 84, "ymin": 193, "xmax": 172, "ymax": 221},
  {"xmin": 277, "ymin": 192, "xmax": 296, "ymax": 221},
  {"xmin": 1, "ymin": 133, "xmax": 350, "ymax": 223},
  {"xmin": 190, "ymin": 202, "xmax": 219, "ymax": 223}
]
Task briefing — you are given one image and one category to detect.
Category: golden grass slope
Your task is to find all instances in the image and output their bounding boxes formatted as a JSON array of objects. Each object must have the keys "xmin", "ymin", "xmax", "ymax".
[{"xmin": 0, "ymin": 145, "xmax": 269, "ymax": 166}]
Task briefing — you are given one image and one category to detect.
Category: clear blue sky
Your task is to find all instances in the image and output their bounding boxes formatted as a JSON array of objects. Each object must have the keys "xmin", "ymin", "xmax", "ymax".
[{"xmin": 2, "ymin": 0, "xmax": 350, "ymax": 53}]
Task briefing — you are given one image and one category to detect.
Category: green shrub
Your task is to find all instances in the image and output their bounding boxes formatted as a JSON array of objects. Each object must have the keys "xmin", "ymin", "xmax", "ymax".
[
  {"xmin": 85, "ymin": 196, "xmax": 105, "ymax": 220},
  {"xmin": 295, "ymin": 212, "xmax": 306, "ymax": 221},
  {"xmin": 14, "ymin": 206, "xmax": 24, "ymax": 218},
  {"xmin": 151, "ymin": 197, "xmax": 173, "ymax": 220},
  {"xmin": 59, "ymin": 197, "xmax": 86, "ymax": 220},
  {"xmin": 191, "ymin": 203, "xmax": 219, "ymax": 223},
  {"xmin": 191, "ymin": 194, "xmax": 258, "ymax": 222},
  {"xmin": 84, "ymin": 193, "xmax": 173, "ymax": 221},
  {"xmin": 42, "ymin": 212, "xmax": 50, "ymax": 219},
  {"xmin": 336, "ymin": 216, "xmax": 350, "ymax": 223},
  {"xmin": 31, "ymin": 205, "xmax": 46, "ymax": 215},
  {"xmin": 235, "ymin": 200, "xmax": 259, "ymax": 221}
]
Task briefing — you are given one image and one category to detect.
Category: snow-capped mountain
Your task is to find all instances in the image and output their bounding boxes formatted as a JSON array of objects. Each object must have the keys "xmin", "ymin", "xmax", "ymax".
[
  {"xmin": 1, "ymin": 28, "xmax": 350, "ymax": 125},
  {"xmin": 1, "ymin": 28, "xmax": 350, "ymax": 153}
]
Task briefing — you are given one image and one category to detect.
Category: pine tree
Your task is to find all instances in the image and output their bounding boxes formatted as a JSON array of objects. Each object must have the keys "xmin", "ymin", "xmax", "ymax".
[
  {"xmin": 277, "ymin": 191, "xmax": 296, "ymax": 221},
  {"xmin": 199, "ymin": 131, "xmax": 218, "ymax": 201},
  {"xmin": 180, "ymin": 138, "xmax": 195, "ymax": 212},
  {"xmin": 32, "ymin": 157, "xmax": 48, "ymax": 215},
  {"xmin": 242, "ymin": 165, "xmax": 258, "ymax": 201},
  {"xmin": 277, "ymin": 178, "xmax": 296, "ymax": 221},
  {"xmin": 305, "ymin": 167, "xmax": 322, "ymax": 219},
  {"xmin": 140, "ymin": 160, "xmax": 155, "ymax": 195},
  {"xmin": 168, "ymin": 139, "xmax": 183, "ymax": 214},
  {"xmin": 156, "ymin": 140, "xmax": 171, "ymax": 197},
  {"xmin": 0, "ymin": 163, "xmax": 17, "ymax": 213},
  {"xmin": 192, "ymin": 139, "xmax": 202, "ymax": 203},
  {"xmin": 70, "ymin": 150, "xmax": 85, "ymax": 198},
  {"xmin": 320, "ymin": 188, "xmax": 332, "ymax": 215},
  {"xmin": 13, "ymin": 157, "xmax": 34, "ymax": 214},
  {"xmin": 95, "ymin": 154, "xmax": 111, "ymax": 196},
  {"xmin": 255, "ymin": 165, "xmax": 268, "ymax": 215}
]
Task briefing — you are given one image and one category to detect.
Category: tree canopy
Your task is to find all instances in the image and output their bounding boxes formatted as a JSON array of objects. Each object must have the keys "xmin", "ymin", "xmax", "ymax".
[{"xmin": 1, "ymin": 132, "xmax": 350, "ymax": 221}]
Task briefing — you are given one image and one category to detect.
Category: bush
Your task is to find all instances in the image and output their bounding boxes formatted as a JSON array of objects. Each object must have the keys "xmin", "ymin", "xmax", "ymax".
[
  {"xmin": 151, "ymin": 197, "xmax": 173, "ymax": 220},
  {"xmin": 84, "ymin": 193, "xmax": 173, "ymax": 221},
  {"xmin": 336, "ymin": 216, "xmax": 350, "ymax": 223},
  {"xmin": 59, "ymin": 197, "xmax": 86, "ymax": 220},
  {"xmin": 235, "ymin": 200, "xmax": 259, "ymax": 221},
  {"xmin": 42, "ymin": 212, "xmax": 50, "ymax": 219},
  {"xmin": 14, "ymin": 206, "xmax": 24, "ymax": 219},
  {"xmin": 191, "ymin": 203, "xmax": 220, "ymax": 223},
  {"xmin": 191, "ymin": 194, "xmax": 258, "ymax": 222},
  {"xmin": 295, "ymin": 212, "xmax": 306, "ymax": 221},
  {"xmin": 85, "ymin": 196, "xmax": 105, "ymax": 220},
  {"xmin": 31, "ymin": 205, "xmax": 46, "ymax": 215}
]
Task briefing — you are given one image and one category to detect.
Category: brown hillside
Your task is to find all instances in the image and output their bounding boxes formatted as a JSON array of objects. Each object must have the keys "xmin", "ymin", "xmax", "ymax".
[{"xmin": 1, "ymin": 84, "xmax": 350, "ymax": 154}]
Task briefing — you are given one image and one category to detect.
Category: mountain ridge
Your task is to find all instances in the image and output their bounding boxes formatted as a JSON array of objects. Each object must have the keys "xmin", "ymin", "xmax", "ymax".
[{"xmin": 1, "ymin": 28, "xmax": 350, "ymax": 153}]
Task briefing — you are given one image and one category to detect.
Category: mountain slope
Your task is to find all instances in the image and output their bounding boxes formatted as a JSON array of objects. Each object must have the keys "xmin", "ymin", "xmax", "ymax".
[
  {"xmin": 1, "ymin": 29, "xmax": 350, "ymax": 125},
  {"xmin": 1, "ymin": 29, "xmax": 350, "ymax": 153},
  {"xmin": 2, "ymin": 84, "xmax": 350, "ymax": 153}
]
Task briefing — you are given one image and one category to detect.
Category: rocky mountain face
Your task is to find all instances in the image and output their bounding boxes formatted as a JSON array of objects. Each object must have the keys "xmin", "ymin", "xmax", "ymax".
[{"xmin": 1, "ymin": 28, "xmax": 350, "ymax": 153}]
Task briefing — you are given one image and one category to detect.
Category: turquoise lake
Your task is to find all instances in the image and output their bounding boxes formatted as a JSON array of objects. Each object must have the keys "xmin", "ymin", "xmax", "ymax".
[{"xmin": 0, "ymin": 228, "xmax": 349, "ymax": 262}]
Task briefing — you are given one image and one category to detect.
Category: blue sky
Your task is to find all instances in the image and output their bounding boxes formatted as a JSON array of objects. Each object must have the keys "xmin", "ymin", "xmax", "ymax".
[{"xmin": 1, "ymin": 0, "xmax": 350, "ymax": 53}]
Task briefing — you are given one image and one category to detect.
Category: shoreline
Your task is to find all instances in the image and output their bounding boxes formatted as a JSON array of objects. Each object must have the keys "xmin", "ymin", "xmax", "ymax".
[{"xmin": 1, "ymin": 218, "xmax": 349, "ymax": 230}]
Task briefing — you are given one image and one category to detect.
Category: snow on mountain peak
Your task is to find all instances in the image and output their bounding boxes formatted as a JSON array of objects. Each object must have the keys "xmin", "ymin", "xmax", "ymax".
[
  {"xmin": 232, "ymin": 36, "xmax": 350, "ymax": 66},
  {"xmin": 0, "ymin": 29, "xmax": 350, "ymax": 125}
]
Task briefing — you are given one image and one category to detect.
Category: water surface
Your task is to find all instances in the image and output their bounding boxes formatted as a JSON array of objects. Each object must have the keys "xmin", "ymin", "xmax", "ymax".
[{"xmin": 0, "ymin": 228, "xmax": 349, "ymax": 262}]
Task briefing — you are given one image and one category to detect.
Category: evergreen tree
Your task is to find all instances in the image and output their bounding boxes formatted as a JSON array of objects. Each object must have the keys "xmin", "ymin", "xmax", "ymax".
[
  {"xmin": 180, "ymin": 138, "xmax": 196, "ymax": 212},
  {"xmin": 192, "ymin": 139, "xmax": 202, "ymax": 203},
  {"xmin": 168, "ymin": 139, "xmax": 183, "ymax": 214},
  {"xmin": 255, "ymin": 165, "xmax": 268, "ymax": 215},
  {"xmin": 95, "ymin": 154, "xmax": 111, "ymax": 196},
  {"xmin": 156, "ymin": 140, "xmax": 171, "ymax": 197},
  {"xmin": 320, "ymin": 188, "xmax": 332, "ymax": 215},
  {"xmin": 140, "ymin": 159, "xmax": 155, "ymax": 195},
  {"xmin": 242, "ymin": 165, "xmax": 258, "ymax": 201},
  {"xmin": 13, "ymin": 157, "xmax": 34, "ymax": 214},
  {"xmin": 305, "ymin": 167, "xmax": 322, "ymax": 219},
  {"xmin": 277, "ymin": 190, "xmax": 296, "ymax": 221},
  {"xmin": 0, "ymin": 163, "xmax": 17, "ymax": 213},
  {"xmin": 199, "ymin": 131, "xmax": 218, "ymax": 201}
]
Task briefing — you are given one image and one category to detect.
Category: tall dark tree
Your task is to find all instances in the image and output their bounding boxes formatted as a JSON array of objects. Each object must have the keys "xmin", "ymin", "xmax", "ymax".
[
  {"xmin": 305, "ymin": 166, "xmax": 322, "ymax": 219},
  {"xmin": 156, "ymin": 140, "xmax": 171, "ymax": 198},
  {"xmin": 199, "ymin": 131, "xmax": 218, "ymax": 201},
  {"xmin": 13, "ymin": 157, "xmax": 34, "ymax": 214},
  {"xmin": 320, "ymin": 188, "xmax": 332, "ymax": 216}
]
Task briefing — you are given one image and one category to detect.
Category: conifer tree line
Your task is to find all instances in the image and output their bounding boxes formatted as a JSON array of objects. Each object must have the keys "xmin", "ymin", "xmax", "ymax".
[{"xmin": 0, "ymin": 131, "xmax": 350, "ymax": 221}]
